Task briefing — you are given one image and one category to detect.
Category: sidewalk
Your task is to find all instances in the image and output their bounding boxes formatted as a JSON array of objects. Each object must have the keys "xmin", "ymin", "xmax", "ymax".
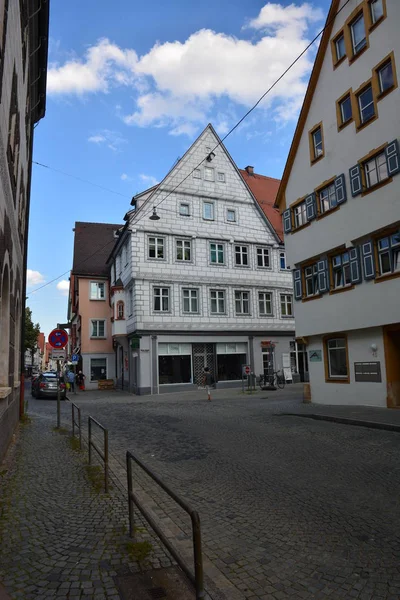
[
  {"xmin": 0, "ymin": 414, "xmax": 172, "ymax": 600},
  {"xmin": 284, "ymin": 402, "xmax": 400, "ymax": 432}
]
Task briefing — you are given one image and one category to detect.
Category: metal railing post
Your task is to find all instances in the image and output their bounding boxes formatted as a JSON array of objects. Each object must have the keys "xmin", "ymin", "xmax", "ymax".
[
  {"xmin": 72, "ymin": 404, "xmax": 75, "ymax": 438},
  {"xmin": 88, "ymin": 416, "xmax": 92, "ymax": 465},
  {"xmin": 104, "ymin": 428, "xmax": 109, "ymax": 493},
  {"xmin": 78, "ymin": 407, "xmax": 82, "ymax": 450},
  {"xmin": 191, "ymin": 511, "xmax": 205, "ymax": 599},
  {"xmin": 126, "ymin": 452, "xmax": 134, "ymax": 538}
]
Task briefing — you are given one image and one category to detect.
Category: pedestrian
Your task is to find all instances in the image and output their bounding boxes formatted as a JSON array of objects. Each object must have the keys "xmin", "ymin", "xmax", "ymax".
[
  {"xmin": 203, "ymin": 366, "xmax": 213, "ymax": 402},
  {"xmin": 77, "ymin": 370, "xmax": 86, "ymax": 391},
  {"xmin": 66, "ymin": 369, "xmax": 76, "ymax": 394}
]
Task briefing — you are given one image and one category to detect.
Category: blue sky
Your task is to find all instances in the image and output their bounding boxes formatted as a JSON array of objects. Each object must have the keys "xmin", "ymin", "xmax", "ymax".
[{"xmin": 26, "ymin": 0, "xmax": 330, "ymax": 336}]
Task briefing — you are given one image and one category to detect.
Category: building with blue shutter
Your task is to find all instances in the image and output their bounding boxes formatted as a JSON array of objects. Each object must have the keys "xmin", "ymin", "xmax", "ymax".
[{"xmin": 275, "ymin": 0, "xmax": 400, "ymax": 407}]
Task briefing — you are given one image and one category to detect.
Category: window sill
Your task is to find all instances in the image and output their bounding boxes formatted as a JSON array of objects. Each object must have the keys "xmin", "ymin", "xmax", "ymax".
[
  {"xmin": 374, "ymin": 271, "xmax": 400, "ymax": 284},
  {"xmin": 281, "ymin": 315, "xmax": 294, "ymax": 319},
  {"xmin": 90, "ymin": 298, "xmax": 106, "ymax": 301},
  {"xmin": 0, "ymin": 387, "xmax": 12, "ymax": 399},
  {"xmin": 325, "ymin": 377, "xmax": 350, "ymax": 384},
  {"xmin": 369, "ymin": 15, "xmax": 385, "ymax": 33},
  {"xmin": 377, "ymin": 86, "xmax": 395, "ymax": 102},
  {"xmin": 317, "ymin": 205, "xmax": 341, "ymax": 221},
  {"xmin": 310, "ymin": 154, "xmax": 324, "ymax": 166},
  {"xmin": 349, "ymin": 45, "xmax": 368, "ymax": 65},
  {"xmin": 292, "ymin": 222, "xmax": 311, "ymax": 234},
  {"xmin": 356, "ymin": 114, "xmax": 378, "ymax": 132},
  {"xmin": 361, "ymin": 176, "xmax": 392, "ymax": 197},
  {"xmin": 338, "ymin": 118, "xmax": 353, "ymax": 131},
  {"xmin": 90, "ymin": 337, "xmax": 106, "ymax": 340},
  {"xmin": 333, "ymin": 55, "xmax": 346, "ymax": 70},
  {"xmin": 302, "ymin": 294, "xmax": 323, "ymax": 303},
  {"xmin": 329, "ymin": 285, "xmax": 355, "ymax": 295}
]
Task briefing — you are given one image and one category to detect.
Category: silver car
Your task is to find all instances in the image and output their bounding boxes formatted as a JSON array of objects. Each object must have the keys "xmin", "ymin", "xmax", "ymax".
[{"xmin": 31, "ymin": 372, "xmax": 66, "ymax": 399}]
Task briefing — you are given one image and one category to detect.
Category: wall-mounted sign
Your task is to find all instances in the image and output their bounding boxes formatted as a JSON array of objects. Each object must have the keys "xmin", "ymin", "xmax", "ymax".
[
  {"xmin": 261, "ymin": 341, "xmax": 276, "ymax": 348},
  {"xmin": 130, "ymin": 335, "xmax": 142, "ymax": 350},
  {"xmin": 309, "ymin": 350, "xmax": 322, "ymax": 362}
]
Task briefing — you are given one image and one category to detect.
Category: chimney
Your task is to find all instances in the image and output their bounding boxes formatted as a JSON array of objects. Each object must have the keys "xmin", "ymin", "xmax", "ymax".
[{"xmin": 245, "ymin": 165, "xmax": 254, "ymax": 175}]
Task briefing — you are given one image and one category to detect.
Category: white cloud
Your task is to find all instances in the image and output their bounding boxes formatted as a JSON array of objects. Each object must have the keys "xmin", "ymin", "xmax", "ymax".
[
  {"xmin": 27, "ymin": 270, "xmax": 45, "ymax": 287},
  {"xmin": 139, "ymin": 174, "xmax": 159, "ymax": 187},
  {"xmin": 121, "ymin": 173, "xmax": 133, "ymax": 182},
  {"xmin": 47, "ymin": 3, "xmax": 324, "ymax": 132},
  {"xmin": 87, "ymin": 129, "xmax": 127, "ymax": 151},
  {"xmin": 56, "ymin": 280, "xmax": 70, "ymax": 296}
]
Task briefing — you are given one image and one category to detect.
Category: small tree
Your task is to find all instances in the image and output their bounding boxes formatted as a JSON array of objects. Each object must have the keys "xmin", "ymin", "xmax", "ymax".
[{"xmin": 24, "ymin": 307, "xmax": 40, "ymax": 366}]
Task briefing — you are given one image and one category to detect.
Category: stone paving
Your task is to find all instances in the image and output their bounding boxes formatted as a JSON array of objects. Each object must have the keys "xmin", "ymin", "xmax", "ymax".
[
  {"xmin": 9, "ymin": 384, "xmax": 400, "ymax": 600},
  {"xmin": 0, "ymin": 407, "xmax": 173, "ymax": 600}
]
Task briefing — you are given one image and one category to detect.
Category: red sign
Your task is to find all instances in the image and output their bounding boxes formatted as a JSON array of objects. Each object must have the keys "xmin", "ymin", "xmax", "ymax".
[
  {"xmin": 244, "ymin": 366, "xmax": 251, "ymax": 375},
  {"xmin": 48, "ymin": 328, "xmax": 69, "ymax": 349}
]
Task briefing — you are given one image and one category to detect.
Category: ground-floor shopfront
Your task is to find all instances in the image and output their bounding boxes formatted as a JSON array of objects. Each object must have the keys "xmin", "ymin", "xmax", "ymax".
[
  {"xmin": 81, "ymin": 352, "xmax": 116, "ymax": 390},
  {"xmin": 125, "ymin": 332, "xmax": 294, "ymax": 395},
  {"xmin": 306, "ymin": 324, "xmax": 400, "ymax": 407}
]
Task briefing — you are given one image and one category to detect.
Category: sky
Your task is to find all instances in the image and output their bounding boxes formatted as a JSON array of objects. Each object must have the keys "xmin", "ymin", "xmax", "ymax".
[{"xmin": 26, "ymin": 0, "xmax": 331, "ymax": 337}]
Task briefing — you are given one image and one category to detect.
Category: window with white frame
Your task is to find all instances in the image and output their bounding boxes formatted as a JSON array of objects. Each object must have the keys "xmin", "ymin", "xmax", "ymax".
[
  {"xmin": 217, "ymin": 172, "xmax": 225, "ymax": 183},
  {"xmin": 280, "ymin": 294, "xmax": 293, "ymax": 317},
  {"xmin": 210, "ymin": 290, "xmax": 225, "ymax": 314},
  {"xmin": 235, "ymin": 291, "xmax": 250, "ymax": 315},
  {"xmin": 90, "ymin": 282, "xmax": 105, "ymax": 300},
  {"xmin": 364, "ymin": 151, "xmax": 388, "ymax": 188},
  {"xmin": 319, "ymin": 182, "xmax": 337, "ymax": 214},
  {"xmin": 182, "ymin": 288, "xmax": 199, "ymax": 313},
  {"xmin": 203, "ymin": 201, "xmax": 214, "ymax": 220},
  {"xmin": 176, "ymin": 239, "xmax": 191, "ymax": 261},
  {"xmin": 377, "ymin": 59, "xmax": 394, "ymax": 94},
  {"xmin": 226, "ymin": 209, "xmax": 236, "ymax": 223},
  {"xmin": 148, "ymin": 236, "xmax": 165, "ymax": 259},
  {"xmin": 91, "ymin": 358, "xmax": 107, "ymax": 382},
  {"xmin": 91, "ymin": 319, "xmax": 106, "ymax": 338},
  {"xmin": 280, "ymin": 251, "xmax": 289, "ymax": 270},
  {"xmin": 350, "ymin": 13, "xmax": 366, "ymax": 55},
  {"xmin": 179, "ymin": 202, "xmax": 190, "ymax": 216},
  {"xmin": 326, "ymin": 337, "xmax": 348, "ymax": 379},
  {"xmin": 258, "ymin": 292, "xmax": 272, "ymax": 316},
  {"xmin": 312, "ymin": 126, "xmax": 323, "ymax": 159},
  {"xmin": 293, "ymin": 202, "xmax": 307, "ymax": 228},
  {"xmin": 193, "ymin": 169, "xmax": 201, "ymax": 179},
  {"xmin": 153, "ymin": 287, "xmax": 170, "ymax": 312},
  {"xmin": 332, "ymin": 251, "xmax": 352, "ymax": 289},
  {"xmin": 335, "ymin": 34, "xmax": 346, "ymax": 62},
  {"xmin": 370, "ymin": 0, "xmax": 384, "ymax": 25},
  {"xmin": 204, "ymin": 167, "xmax": 214, "ymax": 181},
  {"xmin": 210, "ymin": 242, "xmax": 224, "ymax": 264},
  {"xmin": 117, "ymin": 301, "xmax": 124, "ymax": 319},
  {"xmin": 235, "ymin": 245, "xmax": 249, "ymax": 267},
  {"xmin": 357, "ymin": 85, "xmax": 375, "ymax": 124},
  {"xmin": 256, "ymin": 247, "xmax": 270, "ymax": 268},
  {"xmin": 377, "ymin": 233, "xmax": 400, "ymax": 275},
  {"xmin": 339, "ymin": 94, "xmax": 352, "ymax": 125},
  {"xmin": 304, "ymin": 264, "xmax": 319, "ymax": 297}
]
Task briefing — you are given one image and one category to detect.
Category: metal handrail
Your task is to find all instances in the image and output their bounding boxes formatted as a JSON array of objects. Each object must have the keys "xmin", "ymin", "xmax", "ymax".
[
  {"xmin": 126, "ymin": 450, "xmax": 205, "ymax": 600},
  {"xmin": 88, "ymin": 417, "xmax": 109, "ymax": 493},
  {"xmin": 71, "ymin": 403, "xmax": 82, "ymax": 449}
]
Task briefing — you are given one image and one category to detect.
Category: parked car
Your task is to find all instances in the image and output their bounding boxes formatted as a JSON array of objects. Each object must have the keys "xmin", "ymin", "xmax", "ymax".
[{"xmin": 31, "ymin": 372, "xmax": 66, "ymax": 399}]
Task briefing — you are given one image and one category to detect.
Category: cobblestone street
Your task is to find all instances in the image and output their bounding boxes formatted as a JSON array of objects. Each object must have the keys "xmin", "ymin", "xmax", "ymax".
[{"xmin": 23, "ymin": 385, "xmax": 400, "ymax": 600}]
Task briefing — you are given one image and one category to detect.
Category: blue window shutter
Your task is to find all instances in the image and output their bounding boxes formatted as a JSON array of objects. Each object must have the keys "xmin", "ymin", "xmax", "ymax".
[
  {"xmin": 293, "ymin": 269, "xmax": 302, "ymax": 300},
  {"xmin": 305, "ymin": 193, "xmax": 316, "ymax": 221},
  {"xmin": 361, "ymin": 241, "xmax": 376, "ymax": 280},
  {"xmin": 335, "ymin": 174, "xmax": 347, "ymax": 205},
  {"xmin": 349, "ymin": 247, "xmax": 362, "ymax": 284},
  {"xmin": 349, "ymin": 165, "xmax": 362, "ymax": 197},
  {"xmin": 317, "ymin": 259, "xmax": 329, "ymax": 293},
  {"xmin": 385, "ymin": 139, "xmax": 400, "ymax": 176},
  {"xmin": 283, "ymin": 209, "xmax": 292, "ymax": 234}
]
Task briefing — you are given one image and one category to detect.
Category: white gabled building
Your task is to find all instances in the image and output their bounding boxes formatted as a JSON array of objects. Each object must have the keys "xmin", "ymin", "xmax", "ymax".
[
  {"xmin": 276, "ymin": 0, "xmax": 400, "ymax": 407},
  {"xmin": 109, "ymin": 124, "xmax": 295, "ymax": 395}
]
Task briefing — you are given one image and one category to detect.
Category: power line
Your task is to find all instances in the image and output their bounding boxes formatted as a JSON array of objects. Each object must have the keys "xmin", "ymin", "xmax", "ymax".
[
  {"xmin": 136, "ymin": 0, "xmax": 351, "ymax": 223},
  {"xmin": 28, "ymin": 0, "xmax": 350, "ymax": 296},
  {"xmin": 33, "ymin": 161, "xmax": 131, "ymax": 199}
]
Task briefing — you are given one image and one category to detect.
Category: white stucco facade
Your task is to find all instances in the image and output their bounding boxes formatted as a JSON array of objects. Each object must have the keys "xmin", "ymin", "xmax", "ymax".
[
  {"xmin": 110, "ymin": 124, "xmax": 295, "ymax": 394},
  {"xmin": 280, "ymin": 0, "xmax": 400, "ymax": 407}
]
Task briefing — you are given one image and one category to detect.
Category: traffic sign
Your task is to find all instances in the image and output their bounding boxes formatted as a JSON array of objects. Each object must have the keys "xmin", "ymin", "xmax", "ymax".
[
  {"xmin": 48, "ymin": 328, "xmax": 69, "ymax": 349},
  {"xmin": 243, "ymin": 365, "xmax": 251, "ymax": 375},
  {"xmin": 51, "ymin": 348, "xmax": 66, "ymax": 360},
  {"xmin": 71, "ymin": 354, "xmax": 80, "ymax": 363}
]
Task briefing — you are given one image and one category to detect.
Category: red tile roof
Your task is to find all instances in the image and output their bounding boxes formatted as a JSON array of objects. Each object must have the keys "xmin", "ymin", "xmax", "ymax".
[{"xmin": 239, "ymin": 169, "xmax": 283, "ymax": 242}]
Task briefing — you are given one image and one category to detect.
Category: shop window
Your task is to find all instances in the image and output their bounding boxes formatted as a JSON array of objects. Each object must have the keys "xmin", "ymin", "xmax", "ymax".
[
  {"xmin": 91, "ymin": 358, "xmax": 107, "ymax": 381},
  {"xmin": 158, "ymin": 355, "xmax": 192, "ymax": 384},
  {"xmin": 217, "ymin": 343, "xmax": 247, "ymax": 381}
]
